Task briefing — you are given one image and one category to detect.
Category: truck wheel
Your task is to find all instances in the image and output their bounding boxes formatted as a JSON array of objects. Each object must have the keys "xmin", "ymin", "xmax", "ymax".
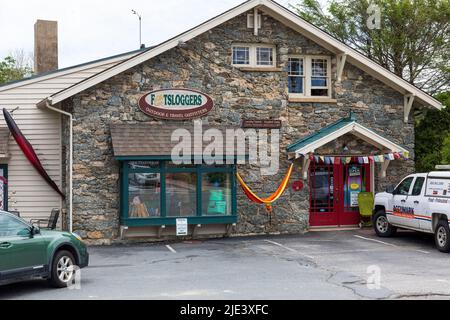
[
  {"xmin": 49, "ymin": 250, "xmax": 76, "ymax": 288},
  {"xmin": 373, "ymin": 210, "xmax": 397, "ymax": 238},
  {"xmin": 435, "ymin": 220, "xmax": 450, "ymax": 253}
]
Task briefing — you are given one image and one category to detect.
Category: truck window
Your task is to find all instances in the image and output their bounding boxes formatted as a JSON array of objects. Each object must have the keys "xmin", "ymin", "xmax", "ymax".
[
  {"xmin": 412, "ymin": 177, "xmax": 425, "ymax": 196},
  {"xmin": 394, "ymin": 177, "xmax": 414, "ymax": 196}
]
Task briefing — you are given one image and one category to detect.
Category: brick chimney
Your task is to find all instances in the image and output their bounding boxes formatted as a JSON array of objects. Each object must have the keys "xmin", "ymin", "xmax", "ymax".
[{"xmin": 34, "ymin": 20, "xmax": 58, "ymax": 74}]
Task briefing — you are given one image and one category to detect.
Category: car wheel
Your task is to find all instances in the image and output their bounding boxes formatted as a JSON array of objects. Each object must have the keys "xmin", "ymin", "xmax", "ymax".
[
  {"xmin": 49, "ymin": 250, "xmax": 77, "ymax": 288},
  {"xmin": 435, "ymin": 220, "xmax": 450, "ymax": 253},
  {"xmin": 373, "ymin": 210, "xmax": 397, "ymax": 238}
]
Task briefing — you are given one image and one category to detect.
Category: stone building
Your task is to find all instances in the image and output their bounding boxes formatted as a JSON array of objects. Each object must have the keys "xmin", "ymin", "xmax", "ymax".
[{"xmin": 0, "ymin": 0, "xmax": 443, "ymax": 244}]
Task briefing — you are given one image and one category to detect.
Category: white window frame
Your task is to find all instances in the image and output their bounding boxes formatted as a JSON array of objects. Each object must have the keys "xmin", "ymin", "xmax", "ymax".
[
  {"xmin": 288, "ymin": 56, "xmax": 305, "ymax": 95},
  {"xmin": 288, "ymin": 55, "xmax": 332, "ymax": 99},
  {"xmin": 232, "ymin": 44, "xmax": 276, "ymax": 68}
]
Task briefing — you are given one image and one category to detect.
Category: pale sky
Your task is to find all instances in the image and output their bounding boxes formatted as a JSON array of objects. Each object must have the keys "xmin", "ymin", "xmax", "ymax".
[{"xmin": 0, "ymin": 0, "xmax": 296, "ymax": 69}]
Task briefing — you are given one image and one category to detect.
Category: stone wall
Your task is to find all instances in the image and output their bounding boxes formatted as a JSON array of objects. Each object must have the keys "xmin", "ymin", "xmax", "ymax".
[{"xmin": 61, "ymin": 11, "xmax": 415, "ymax": 243}]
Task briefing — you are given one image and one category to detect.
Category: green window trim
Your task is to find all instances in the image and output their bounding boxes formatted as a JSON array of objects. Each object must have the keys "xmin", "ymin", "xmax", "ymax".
[{"xmin": 120, "ymin": 159, "xmax": 238, "ymax": 226}]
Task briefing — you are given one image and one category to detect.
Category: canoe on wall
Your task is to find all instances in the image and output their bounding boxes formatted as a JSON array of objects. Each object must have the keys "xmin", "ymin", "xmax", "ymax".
[{"xmin": 2, "ymin": 108, "xmax": 65, "ymax": 199}]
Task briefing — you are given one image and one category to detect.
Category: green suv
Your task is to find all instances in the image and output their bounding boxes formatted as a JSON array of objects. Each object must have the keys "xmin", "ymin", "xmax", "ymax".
[{"xmin": 0, "ymin": 211, "xmax": 89, "ymax": 288}]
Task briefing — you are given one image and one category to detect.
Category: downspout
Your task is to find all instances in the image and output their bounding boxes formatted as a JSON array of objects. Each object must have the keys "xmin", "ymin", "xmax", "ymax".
[{"xmin": 40, "ymin": 99, "xmax": 73, "ymax": 233}]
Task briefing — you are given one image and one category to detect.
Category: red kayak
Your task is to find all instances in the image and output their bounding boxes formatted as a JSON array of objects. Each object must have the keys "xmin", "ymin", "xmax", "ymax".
[{"xmin": 3, "ymin": 108, "xmax": 65, "ymax": 199}]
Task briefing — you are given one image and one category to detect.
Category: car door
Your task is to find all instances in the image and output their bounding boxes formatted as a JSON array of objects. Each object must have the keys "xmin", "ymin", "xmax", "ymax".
[
  {"xmin": 391, "ymin": 177, "xmax": 417, "ymax": 228},
  {"xmin": 0, "ymin": 213, "xmax": 47, "ymax": 279},
  {"xmin": 407, "ymin": 176, "xmax": 431, "ymax": 231}
]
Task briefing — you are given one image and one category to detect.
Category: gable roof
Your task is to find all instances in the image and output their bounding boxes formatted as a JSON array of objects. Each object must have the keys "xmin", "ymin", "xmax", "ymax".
[
  {"xmin": 287, "ymin": 113, "xmax": 409, "ymax": 159},
  {"xmin": 40, "ymin": 0, "xmax": 441, "ymax": 110},
  {"xmin": 0, "ymin": 47, "xmax": 147, "ymax": 93}
]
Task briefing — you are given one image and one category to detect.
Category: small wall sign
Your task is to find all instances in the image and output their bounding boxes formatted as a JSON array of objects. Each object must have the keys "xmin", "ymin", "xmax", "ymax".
[
  {"xmin": 176, "ymin": 218, "xmax": 188, "ymax": 236},
  {"xmin": 293, "ymin": 180, "xmax": 304, "ymax": 192},
  {"xmin": 242, "ymin": 120, "xmax": 282, "ymax": 129},
  {"xmin": 139, "ymin": 88, "xmax": 214, "ymax": 120}
]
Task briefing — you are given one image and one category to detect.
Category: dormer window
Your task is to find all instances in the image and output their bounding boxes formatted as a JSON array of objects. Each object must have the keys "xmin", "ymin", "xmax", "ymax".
[
  {"xmin": 288, "ymin": 56, "xmax": 331, "ymax": 98},
  {"xmin": 232, "ymin": 44, "xmax": 276, "ymax": 68}
]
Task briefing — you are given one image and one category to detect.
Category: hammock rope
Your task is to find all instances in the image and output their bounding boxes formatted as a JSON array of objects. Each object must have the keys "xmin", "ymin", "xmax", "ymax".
[{"xmin": 236, "ymin": 164, "xmax": 294, "ymax": 213}]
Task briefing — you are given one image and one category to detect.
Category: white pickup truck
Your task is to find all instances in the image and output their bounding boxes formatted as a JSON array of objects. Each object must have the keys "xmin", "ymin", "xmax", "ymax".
[{"xmin": 373, "ymin": 169, "xmax": 450, "ymax": 252}]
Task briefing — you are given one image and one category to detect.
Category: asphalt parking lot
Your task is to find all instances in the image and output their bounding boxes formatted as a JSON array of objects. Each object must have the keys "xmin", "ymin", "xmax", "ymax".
[{"xmin": 1, "ymin": 228, "xmax": 450, "ymax": 300}]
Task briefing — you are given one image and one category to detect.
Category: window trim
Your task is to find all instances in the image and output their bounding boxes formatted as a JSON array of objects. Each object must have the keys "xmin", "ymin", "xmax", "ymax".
[
  {"xmin": 120, "ymin": 160, "xmax": 238, "ymax": 226},
  {"xmin": 288, "ymin": 55, "xmax": 332, "ymax": 99},
  {"xmin": 232, "ymin": 44, "xmax": 276, "ymax": 68}
]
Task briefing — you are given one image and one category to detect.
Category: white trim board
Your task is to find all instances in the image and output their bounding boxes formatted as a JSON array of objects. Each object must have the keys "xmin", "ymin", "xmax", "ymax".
[
  {"xmin": 42, "ymin": 0, "xmax": 441, "ymax": 110},
  {"xmin": 290, "ymin": 121, "xmax": 409, "ymax": 159}
]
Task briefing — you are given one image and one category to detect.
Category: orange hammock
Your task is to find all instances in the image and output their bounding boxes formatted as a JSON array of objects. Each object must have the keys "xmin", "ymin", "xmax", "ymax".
[{"xmin": 236, "ymin": 164, "xmax": 294, "ymax": 213}]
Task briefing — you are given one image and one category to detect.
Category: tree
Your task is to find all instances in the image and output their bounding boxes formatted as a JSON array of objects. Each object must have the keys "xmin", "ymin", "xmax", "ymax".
[
  {"xmin": 0, "ymin": 51, "xmax": 33, "ymax": 85},
  {"xmin": 291, "ymin": 0, "xmax": 450, "ymax": 94},
  {"xmin": 415, "ymin": 92, "xmax": 450, "ymax": 171}
]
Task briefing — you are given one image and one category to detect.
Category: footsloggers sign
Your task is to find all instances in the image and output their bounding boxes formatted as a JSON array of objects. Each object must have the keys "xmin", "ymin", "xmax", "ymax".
[{"xmin": 139, "ymin": 88, "xmax": 214, "ymax": 120}]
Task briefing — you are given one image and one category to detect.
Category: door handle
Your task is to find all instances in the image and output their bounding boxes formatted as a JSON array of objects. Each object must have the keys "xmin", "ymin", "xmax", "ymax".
[{"xmin": 0, "ymin": 242, "xmax": 12, "ymax": 249}]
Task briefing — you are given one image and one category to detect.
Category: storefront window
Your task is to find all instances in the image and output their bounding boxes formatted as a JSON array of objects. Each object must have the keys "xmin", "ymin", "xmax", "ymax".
[
  {"xmin": 128, "ymin": 172, "xmax": 161, "ymax": 218},
  {"xmin": 202, "ymin": 173, "xmax": 232, "ymax": 216},
  {"xmin": 123, "ymin": 161, "xmax": 236, "ymax": 224},
  {"xmin": 166, "ymin": 173, "xmax": 197, "ymax": 217}
]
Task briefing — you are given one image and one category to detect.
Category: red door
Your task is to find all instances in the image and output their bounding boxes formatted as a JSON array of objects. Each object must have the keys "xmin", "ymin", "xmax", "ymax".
[{"xmin": 309, "ymin": 161, "xmax": 371, "ymax": 227}]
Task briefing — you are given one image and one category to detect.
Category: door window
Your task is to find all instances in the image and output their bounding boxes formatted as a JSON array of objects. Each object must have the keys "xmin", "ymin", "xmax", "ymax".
[
  {"xmin": 394, "ymin": 177, "xmax": 414, "ymax": 196},
  {"xmin": 0, "ymin": 214, "xmax": 30, "ymax": 238},
  {"xmin": 412, "ymin": 177, "xmax": 425, "ymax": 196}
]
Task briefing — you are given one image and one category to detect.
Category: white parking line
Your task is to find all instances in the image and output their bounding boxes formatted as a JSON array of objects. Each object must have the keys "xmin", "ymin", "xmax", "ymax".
[
  {"xmin": 264, "ymin": 240, "xmax": 314, "ymax": 259},
  {"xmin": 354, "ymin": 235, "xmax": 397, "ymax": 247},
  {"xmin": 166, "ymin": 245, "xmax": 177, "ymax": 253},
  {"xmin": 354, "ymin": 235, "xmax": 430, "ymax": 254}
]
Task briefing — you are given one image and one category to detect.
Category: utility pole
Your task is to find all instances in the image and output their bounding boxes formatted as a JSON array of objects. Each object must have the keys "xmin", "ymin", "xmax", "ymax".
[{"xmin": 131, "ymin": 9, "xmax": 142, "ymax": 49}]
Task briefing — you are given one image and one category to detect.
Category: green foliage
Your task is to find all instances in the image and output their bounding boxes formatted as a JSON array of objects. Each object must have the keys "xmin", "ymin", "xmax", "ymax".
[
  {"xmin": 0, "ymin": 56, "xmax": 32, "ymax": 85},
  {"xmin": 415, "ymin": 92, "xmax": 450, "ymax": 172},
  {"xmin": 291, "ymin": 0, "xmax": 450, "ymax": 94}
]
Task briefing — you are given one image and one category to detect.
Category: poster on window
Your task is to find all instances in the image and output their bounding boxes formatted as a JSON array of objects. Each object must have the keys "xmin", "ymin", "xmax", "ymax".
[{"xmin": 350, "ymin": 192, "xmax": 360, "ymax": 207}]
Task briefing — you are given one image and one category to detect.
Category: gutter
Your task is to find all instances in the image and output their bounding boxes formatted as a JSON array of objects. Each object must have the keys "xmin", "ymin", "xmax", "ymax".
[{"xmin": 37, "ymin": 98, "xmax": 74, "ymax": 233}]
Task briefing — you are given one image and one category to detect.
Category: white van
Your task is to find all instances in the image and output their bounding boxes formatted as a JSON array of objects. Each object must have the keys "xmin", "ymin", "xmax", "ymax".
[{"xmin": 373, "ymin": 168, "xmax": 450, "ymax": 252}]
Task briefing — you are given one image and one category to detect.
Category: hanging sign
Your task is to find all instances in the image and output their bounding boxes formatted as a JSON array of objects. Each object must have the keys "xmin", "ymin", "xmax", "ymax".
[
  {"xmin": 176, "ymin": 218, "xmax": 189, "ymax": 236},
  {"xmin": 242, "ymin": 120, "xmax": 282, "ymax": 129},
  {"xmin": 138, "ymin": 88, "xmax": 214, "ymax": 120}
]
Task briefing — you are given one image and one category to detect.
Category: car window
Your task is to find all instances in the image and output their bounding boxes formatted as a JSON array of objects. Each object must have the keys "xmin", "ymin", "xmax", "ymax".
[
  {"xmin": 0, "ymin": 214, "xmax": 30, "ymax": 238},
  {"xmin": 412, "ymin": 177, "xmax": 425, "ymax": 196},
  {"xmin": 394, "ymin": 177, "xmax": 414, "ymax": 196}
]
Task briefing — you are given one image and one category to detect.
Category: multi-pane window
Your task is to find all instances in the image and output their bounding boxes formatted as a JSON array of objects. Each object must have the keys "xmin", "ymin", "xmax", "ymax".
[
  {"xmin": 232, "ymin": 47, "xmax": 250, "ymax": 65},
  {"xmin": 256, "ymin": 47, "xmax": 274, "ymax": 66},
  {"xmin": 232, "ymin": 44, "xmax": 276, "ymax": 68},
  {"xmin": 288, "ymin": 56, "xmax": 331, "ymax": 98},
  {"xmin": 311, "ymin": 59, "xmax": 329, "ymax": 96},
  {"xmin": 124, "ymin": 162, "xmax": 236, "ymax": 220},
  {"xmin": 288, "ymin": 57, "xmax": 304, "ymax": 94}
]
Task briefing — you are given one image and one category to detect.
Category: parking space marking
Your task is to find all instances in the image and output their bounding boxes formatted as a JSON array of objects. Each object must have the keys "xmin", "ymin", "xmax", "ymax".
[
  {"xmin": 354, "ymin": 235, "xmax": 397, "ymax": 247},
  {"xmin": 166, "ymin": 245, "xmax": 177, "ymax": 253},
  {"xmin": 264, "ymin": 240, "xmax": 315, "ymax": 259},
  {"xmin": 354, "ymin": 235, "xmax": 430, "ymax": 254}
]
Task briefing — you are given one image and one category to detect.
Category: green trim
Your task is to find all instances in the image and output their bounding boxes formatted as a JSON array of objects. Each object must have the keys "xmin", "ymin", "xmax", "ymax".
[
  {"xmin": 0, "ymin": 164, "xmax": 8, "ymax": 211},
  {"xmin": 123, "ymin": 216, "xmax": 237, "ymax": 227},
  {"xmin": 115, "ymin": 155, "xmax": 248, "ymax": 162},
  {"xmin": 120, "ymin": 160, "xmax": 237, "ymax": 226},
  {"xmin": 286, "ymin": 115, "xmax": 355, "ymax": 153}
]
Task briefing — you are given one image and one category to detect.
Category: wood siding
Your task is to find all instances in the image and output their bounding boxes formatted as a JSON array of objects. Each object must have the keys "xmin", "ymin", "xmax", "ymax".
[{"xmin": 0, "ymin": 60, "xmax": 127, "ymax": 223}]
